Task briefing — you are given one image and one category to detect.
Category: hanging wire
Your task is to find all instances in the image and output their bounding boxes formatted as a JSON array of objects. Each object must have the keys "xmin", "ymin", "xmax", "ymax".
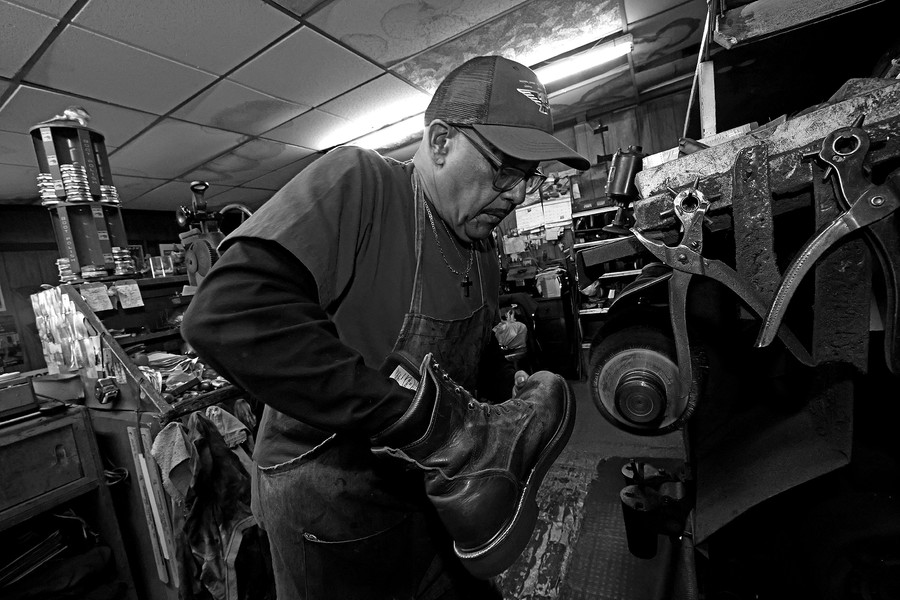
[{"xmin": 682, "ymin": 0, "xmax": 715, "ymax": 139}]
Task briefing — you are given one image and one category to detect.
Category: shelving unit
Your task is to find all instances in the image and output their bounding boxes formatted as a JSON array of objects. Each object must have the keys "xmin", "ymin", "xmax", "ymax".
[{"xmin": 30, "ymin": 117, "xmax": 128, "ymax": 281}]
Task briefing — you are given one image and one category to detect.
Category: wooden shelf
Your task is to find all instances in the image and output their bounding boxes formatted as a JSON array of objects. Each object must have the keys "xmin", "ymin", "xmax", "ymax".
[{"xmin": 113, "ymin": 328, "xmax": 181, "ymax": 347}]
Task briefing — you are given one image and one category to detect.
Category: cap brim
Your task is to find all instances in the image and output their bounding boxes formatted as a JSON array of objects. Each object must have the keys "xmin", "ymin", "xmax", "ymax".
[{"xmin": 473, "ymin": 123, "xmax": 591, "ymax": 171}]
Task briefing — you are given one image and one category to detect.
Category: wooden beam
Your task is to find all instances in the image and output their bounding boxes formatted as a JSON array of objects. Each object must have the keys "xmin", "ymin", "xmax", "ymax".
[{"xmin": 714, "ymin": 0, "xmax": 880, "ymax": 49}]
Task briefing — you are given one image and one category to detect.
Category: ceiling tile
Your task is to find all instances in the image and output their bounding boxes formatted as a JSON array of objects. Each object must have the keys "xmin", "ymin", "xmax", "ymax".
[
  {"xmin": 0, "ymin": 80, "xmax": 10, "ymax": 103},
  {"xmin": 122, "ymin": 180, "xmax": 231, "ymax": 210},
  {"xmin": 204, "ymin": 186, "xmax": 273, "ymax": 211},
  {"xmin": 317, "ymin": 74, "xmax": 429, "ymax": 147},
  {"xmin": 622, "ymin": 0, "xmax": 684, "ymax": 24},
  {"xmin": 183, "ymin": 138, "xmax": 314, "ymax": 186},
  {"xmin": 230, "ymin": 27, "xmax": 382, "ymax": 107},
  {"xmin": 0, "ymin": 85, "xmax": 157, "ymax": 146},
  {"xmin": 0, "ymin": 162, "xmax": 39, "ymax": 201},
  {"xmin": 122, "ymin": 180, "xmax": 198, "ymax": 210},
  {"xmin": 0, "ymin": 2, "xmax": 58, "ymax": 78},
  {"xmin": 630, "ymin": 1, "xmax": 705, "ymax": 70},
  {"xmin": 172, "ymin": 79, "xmax": 310, "ymax": 135},
  {"xmin": 109, "ymin": 118, "xmax": 246, "ymax": 178},
  {"xmin": 634, "ymin": 57, "xmax": 695, "ymax": 96},
  {"xmin": 27, "ymin": 26, "xmax": 217, "ymax": 114},
  {"xmin": 11, "ymin": 0, "xmax": 77, "ymax": 18},
  {"xmin": 262, "ymin": 109, "xmax": 350, "ymax": 150},
  {"xmin": 549, "ymin": 67, "xmax": 633, "ymax": 124},
  {"xmin": 241, "ymin": 152, "xmax": 320, "ymax": 190},
  {"xmin": 269, "ymin": 0, "xmax": 325, "ymax": 18},
  {"xmin": 0, "ymin": 130, "xmax": 37, "ymax": 166},
  {"xmin": 108, "ymin": 174, "xmax": 168, "ymax": 202},
  {"xmin": 73, "ymin": 0, "xmax": 297, "ymax": 75},
  {"xmin": 392, "ymin": 0, "xmax": 621, "ymax": 92},
  {"xmin": 309, "ymin": 0, "xmax": 527, "ymax": 66}
]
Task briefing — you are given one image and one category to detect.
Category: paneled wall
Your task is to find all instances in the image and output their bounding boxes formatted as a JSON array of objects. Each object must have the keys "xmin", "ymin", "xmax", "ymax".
[{"xmin": 558, "ymin": 90, "xmax": 690, "ymax": 203}]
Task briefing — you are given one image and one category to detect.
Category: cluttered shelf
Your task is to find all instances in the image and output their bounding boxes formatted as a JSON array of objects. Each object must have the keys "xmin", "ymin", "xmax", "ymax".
[
  {"xmin": 27, "ymin": 282, "xmax": 264, "ymax": 600},
  {"xmin": 111, "ymin": 328, "xmax": 182, "ymax": 348}
]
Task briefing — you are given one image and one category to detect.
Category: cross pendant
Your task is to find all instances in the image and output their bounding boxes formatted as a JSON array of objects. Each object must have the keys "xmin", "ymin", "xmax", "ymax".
[{"xmin": 461, "ymin": 276, "xmax": 473, "ymax": 297}]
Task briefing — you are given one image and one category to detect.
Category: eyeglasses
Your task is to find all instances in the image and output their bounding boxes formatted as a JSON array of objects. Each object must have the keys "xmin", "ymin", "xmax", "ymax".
[{"xmin": 454, "ymin": 127, "xmax": 546, "ymax": 195}]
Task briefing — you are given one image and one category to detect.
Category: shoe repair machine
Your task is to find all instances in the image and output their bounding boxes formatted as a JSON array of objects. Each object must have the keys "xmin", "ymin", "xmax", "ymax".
[
  {"xmin": 580, "ymin": 78, "xmax": 900, "ymax": 597},
  {"xmin": 176, "ymin": 181, "xmax": 253, "ymax": 295}
]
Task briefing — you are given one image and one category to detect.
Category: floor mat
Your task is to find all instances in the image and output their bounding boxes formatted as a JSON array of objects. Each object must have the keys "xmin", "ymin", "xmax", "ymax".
[{"xmin": 499, "ymin": 453, "xmax": 684, "ymax": 600}]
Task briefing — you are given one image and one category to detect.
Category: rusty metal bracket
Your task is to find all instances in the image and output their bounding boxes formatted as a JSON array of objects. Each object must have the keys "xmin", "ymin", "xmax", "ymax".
[
  {"xmin": 732, "ymin": 144, "xmax": 781, "ymax": 303},
  {"xmin": 811, "ymin": 161, "xmax": 872, "ymax": 372}
]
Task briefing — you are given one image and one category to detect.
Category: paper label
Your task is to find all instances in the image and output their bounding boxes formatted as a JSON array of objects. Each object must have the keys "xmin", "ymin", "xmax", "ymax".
[
  {"xmin": 115, "ymin": 280, "xmax": 144, "ymax": 308},
  {"xmin": 81, "ymin": 283, "xmax": 114, "ymax": 312},
  {"xmin": 389, "ymin": 365, "xmax": 419, "ymax": 392}
]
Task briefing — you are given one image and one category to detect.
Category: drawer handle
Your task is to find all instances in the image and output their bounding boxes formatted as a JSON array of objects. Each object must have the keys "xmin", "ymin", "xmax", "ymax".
[{"xmin": 55, "ymin": 444, "xmax": 70, "ymax": 465}]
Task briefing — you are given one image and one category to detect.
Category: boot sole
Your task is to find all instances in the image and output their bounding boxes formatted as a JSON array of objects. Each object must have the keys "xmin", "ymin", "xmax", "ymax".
[{"xmin": 453, "ymin": 376, "xmax": 577, "ymax": 578}]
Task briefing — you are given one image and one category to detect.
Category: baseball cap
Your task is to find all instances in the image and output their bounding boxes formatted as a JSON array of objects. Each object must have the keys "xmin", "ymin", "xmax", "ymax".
[{"xmin": 424, "ymin": 55, "xmax": 591, "ymax": 171}]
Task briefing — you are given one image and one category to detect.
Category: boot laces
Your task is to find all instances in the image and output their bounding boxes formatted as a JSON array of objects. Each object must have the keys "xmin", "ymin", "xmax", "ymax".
[
  {"xmin": 433, "ymin": 359, "xmax": 525, "ymax": 416},
  {"xmin": 433, "ymin": 359, "xmax": 472, "ymax": 401}
]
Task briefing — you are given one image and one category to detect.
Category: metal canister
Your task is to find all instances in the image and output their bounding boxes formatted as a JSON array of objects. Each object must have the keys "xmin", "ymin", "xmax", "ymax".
[{"xmin": 606, "ymin": 145, "xmax": 645, "ymax": 201}]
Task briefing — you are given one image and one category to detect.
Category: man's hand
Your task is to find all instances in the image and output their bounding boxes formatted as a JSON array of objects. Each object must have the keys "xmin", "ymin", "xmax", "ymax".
[{"xmin": 512, "ymin": 370, "xmax": 529, "ymax": 398}]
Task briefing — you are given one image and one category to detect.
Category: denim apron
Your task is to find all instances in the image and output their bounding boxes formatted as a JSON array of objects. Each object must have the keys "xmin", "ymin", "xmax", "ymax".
[{"xmin": 252, "ymin": 172, "xmax": 500, "ymax": 599}]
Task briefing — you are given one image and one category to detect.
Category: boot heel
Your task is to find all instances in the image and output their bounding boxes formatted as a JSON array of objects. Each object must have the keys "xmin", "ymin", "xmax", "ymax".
[{"xmin": 454, "ymin": 495, "xmax": 539, "ymax": 579}]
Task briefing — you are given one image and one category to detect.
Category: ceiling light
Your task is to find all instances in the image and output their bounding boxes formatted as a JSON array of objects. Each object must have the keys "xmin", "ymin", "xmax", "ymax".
[
  {"xmin": 535, "ymin": 34, "xmax": 633, "ymax": 86},
  {"xmin": 320, "ymin": 95, "xmax": 430, "ymax": 149},
  {"xmin": 350, "ymin": 114, "xmax": 424, "ymax": 150}
]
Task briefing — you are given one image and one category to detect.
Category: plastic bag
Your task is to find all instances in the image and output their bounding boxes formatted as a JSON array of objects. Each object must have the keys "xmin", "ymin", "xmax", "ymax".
[{"xmin": 493, "ymin": 309, "xmax": 527, "ymax": 350}]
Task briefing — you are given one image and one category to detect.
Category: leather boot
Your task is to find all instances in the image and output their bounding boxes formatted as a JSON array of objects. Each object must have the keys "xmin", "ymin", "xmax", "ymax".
[{"xmin": 371, "ymin": 352, "xmax": 576, "ymax": 579}]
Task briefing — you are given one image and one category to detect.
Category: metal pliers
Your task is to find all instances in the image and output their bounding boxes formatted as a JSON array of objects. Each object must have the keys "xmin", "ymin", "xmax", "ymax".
[
  {"xmin": 632, "ymin": 184, "xmax": 815, "ymax": 407},
  {"xmin": 756, "ymin": 119, "xmax": 900, "ymax": 373}
]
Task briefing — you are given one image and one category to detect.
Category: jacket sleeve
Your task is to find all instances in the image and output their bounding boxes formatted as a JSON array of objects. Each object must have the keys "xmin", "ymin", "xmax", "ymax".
[{"xmin": 180, "ymin": 238, "xmax": 412, "ymax": 436}]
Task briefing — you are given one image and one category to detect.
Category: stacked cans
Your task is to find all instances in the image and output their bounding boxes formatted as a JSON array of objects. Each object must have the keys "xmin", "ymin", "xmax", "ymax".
[
  {"xmin": 57, "ymin": 257, "xmax": 78, "ymax": 283},
  {"xmin": 112, "ymin": 246, "xmax": 136, "ymax": 276},
  {"xmin": 37, "ymin": 173, "xmax": 62, "ymax": 206},
  {"xmin": 100, "ymin": 184, "xmax": 120, "ymax": 204},
  {"xmin": 81, "ymin": 264, "xmax": 107, "ymax": 279},
  {"xmin": 37, "ymin": 163, "xmax": 120, "ymax": 205},
  {"xmin": 60, "ymin": 162, "xmax": 92, "ymax": 202}
]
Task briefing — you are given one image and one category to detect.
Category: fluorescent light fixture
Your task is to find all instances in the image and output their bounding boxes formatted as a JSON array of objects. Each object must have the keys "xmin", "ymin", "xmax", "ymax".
[
  {"xmin": 535, "ymin": 34, "xmax": 633, "ymax": 86},
  {"xmin": 350, "ymin": 114, "xmax": 424, "ymax": 150},
  {"xmin": 319, "ymin": 95, "xmax": 430, "ymax": 149}
]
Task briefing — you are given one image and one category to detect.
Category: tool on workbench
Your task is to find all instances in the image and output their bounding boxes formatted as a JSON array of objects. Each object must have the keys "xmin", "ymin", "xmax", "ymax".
[
  {"xmin": 630, "ymin": 181, "xmax": 815, "ymax": 421},
  {"xmin": 756, "ymin": 116, "xmax": 900, "ymax": 374}
]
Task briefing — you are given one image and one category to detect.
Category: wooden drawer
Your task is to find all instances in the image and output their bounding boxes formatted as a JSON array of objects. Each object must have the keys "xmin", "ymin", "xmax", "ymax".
[{"xmin": 0, "ymin": 423, "xmax": 84, "ymax": 512}]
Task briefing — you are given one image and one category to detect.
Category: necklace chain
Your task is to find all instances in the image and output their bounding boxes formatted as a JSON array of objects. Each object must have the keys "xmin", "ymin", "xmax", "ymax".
[
  {"xmin": 422, "ymin": 197, "xmax": 474, "ymax": 279},
  {"xmin": 413, "ymin": 175, "xmax": 475, "ymax": 283}
]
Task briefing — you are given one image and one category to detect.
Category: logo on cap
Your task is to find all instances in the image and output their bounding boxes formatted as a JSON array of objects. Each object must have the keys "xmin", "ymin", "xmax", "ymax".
[{"xmin": 517, "ymin": 86, "xmax": 550, "ymax": 115}]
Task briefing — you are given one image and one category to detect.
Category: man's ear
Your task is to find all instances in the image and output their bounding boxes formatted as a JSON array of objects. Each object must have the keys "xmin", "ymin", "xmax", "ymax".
[{"xmin": 425, "ymin": 120, "xmax": 453, "ymax": 165}]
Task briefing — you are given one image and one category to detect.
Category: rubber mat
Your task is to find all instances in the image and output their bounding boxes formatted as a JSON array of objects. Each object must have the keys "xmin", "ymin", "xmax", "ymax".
[
  {"xmin": 498, "ymin": 450, "xmax": 599, "ymax": 600},
  {"xmin": 558, "ymin": 457, "xmax": 681, "ymax": 600},
  {"xmin": 500, "ymin": 453, "xmax": 684, "ymax": 599}
]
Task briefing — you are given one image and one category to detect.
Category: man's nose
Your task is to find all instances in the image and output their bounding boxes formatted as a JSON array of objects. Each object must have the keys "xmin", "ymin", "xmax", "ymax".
[{"xmin": 504, "ymin": 181, "xmax": 528, "ymax": 206}]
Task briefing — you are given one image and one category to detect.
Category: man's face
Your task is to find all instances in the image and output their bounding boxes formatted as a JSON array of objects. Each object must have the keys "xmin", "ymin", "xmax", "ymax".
[{"xmin": 435, "ymin": 127, "xmax": 539, "ymax": 242}]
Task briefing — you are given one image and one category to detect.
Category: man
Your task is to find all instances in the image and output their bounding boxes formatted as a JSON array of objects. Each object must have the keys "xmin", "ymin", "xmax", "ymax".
[{"xmin": 181, "ymin": 55, "xmax": 591, "ymax": 599}]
